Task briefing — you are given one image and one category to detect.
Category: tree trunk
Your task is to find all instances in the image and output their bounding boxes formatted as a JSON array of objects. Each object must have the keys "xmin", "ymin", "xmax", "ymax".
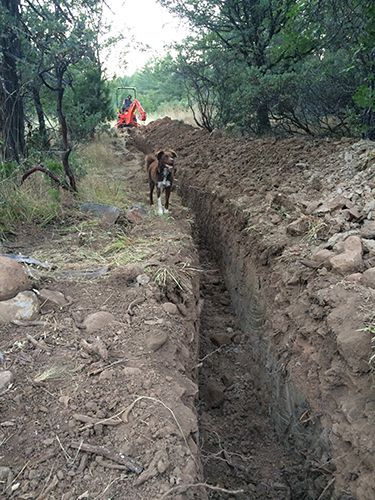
[
  {"xmin": 256, "ymin": 103, "xmax": 271, "ymax": 135},
  {"xmin": 56, "ymin": 66, "xmax": 77, "ymax": 191},
  {"xmin": 31, "ymin": 81, "xmax": 48, "ymax": 148},
  {"xmin": 0, "ymin": 0, "xmax": 25, "ymax": 162}
]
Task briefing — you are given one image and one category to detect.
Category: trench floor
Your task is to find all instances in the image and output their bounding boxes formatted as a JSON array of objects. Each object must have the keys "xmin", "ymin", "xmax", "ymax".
[{"xmin": 197, "ymin": 248, "xmax": 297, "ymax": 499}]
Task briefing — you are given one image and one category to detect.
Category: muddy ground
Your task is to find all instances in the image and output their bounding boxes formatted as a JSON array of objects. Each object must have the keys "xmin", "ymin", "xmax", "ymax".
[{"xmin": 0, "ymin": 120, "xmax": 374, "ymax": 500}]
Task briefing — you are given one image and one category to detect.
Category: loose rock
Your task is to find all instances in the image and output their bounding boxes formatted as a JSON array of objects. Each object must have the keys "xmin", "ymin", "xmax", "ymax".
[
  {"xmin": 0, "ymin": 370, "xmax": 14, "ymax": 392},
  {"xmin": 38, "ymin": 288, "xmax": 69, "ymax": 311},
  {"xmin": 286, "ymin": 217, "xmax": 310, "ymax": 236},
  {"xmin": 362, "ymin": 267, "xmax": 375, "ymax": 289},
  {"xmin": 82, "ymin": 311, "xmax": 117, "ymax": 333},
  {"xmin": 146, "ymin": 331, "xmax": 168, "ymax": 352},
  {"xmin": 360, "ymin": 221, "xmax": 375, "ymax": 239},
  {"xmin": 0, "ymin": 256, "xmax": 30, "ymax": 301},
  {"xmin": 0, "ymin": 291, "xmax": 39, "ymax": 324},
  {"xmin": 329, "ymin": 236, "xmax": 363, "ymax": 274},
  {"xmin": 162, "ymin": 302, "xmax": 179, "ymax": 315}
]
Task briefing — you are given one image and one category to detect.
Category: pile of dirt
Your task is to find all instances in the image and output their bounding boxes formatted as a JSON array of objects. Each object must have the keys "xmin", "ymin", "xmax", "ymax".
[
  {"xmin": 142, "ymin": 118, "xmax": 375, "ymax": 500},
  {"xmin": 0, "ymin": 135, "xmax": 205, "ymax": 499}
]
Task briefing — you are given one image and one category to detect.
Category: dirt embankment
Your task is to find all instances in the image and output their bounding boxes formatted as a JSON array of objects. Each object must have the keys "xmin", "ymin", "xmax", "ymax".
[
  {"xmin": 0, "ymin": 135, "xmax": 206, "ymax": 499},
  {"xmin": 142, "ymin": 118, "xmax": 375, "ymax": 500}
]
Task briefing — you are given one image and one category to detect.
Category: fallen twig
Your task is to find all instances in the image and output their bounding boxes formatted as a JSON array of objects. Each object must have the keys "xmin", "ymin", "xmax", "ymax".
[
  {"xmin": 88, "ymin": 358, "xmax": 127, "ymax": 376},
  {"xmin": 159, "ymin": 482, "xmax": 245, "ymax": 499},
  {"xmin": 70, "ymin": 442, "xmax": 143, "ymax": 474},
  {"xmin": 317, "ymin": 477, "xmax": 335, "ymax": 500},
  {"xmin": 73, "ymin": 413, "xmax": 122, "ymax": 430},
  {"xmin": 11, "ymin": 320, "xmax": 49, "ymax": 327},
  {"xmin": 127, "ymin": 297, "xmax": 145, "ymax": 316},
  {"xmin": 26, "ymin": 334, "xmax": 50, "ymax": 352}
]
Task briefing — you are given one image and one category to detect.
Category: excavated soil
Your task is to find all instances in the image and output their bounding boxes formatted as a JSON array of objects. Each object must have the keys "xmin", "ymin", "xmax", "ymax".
[
  {"xmin": 1, "ymin": 119, "xmax": 375, "ymax": 500},
  {"xmin": 141, "ymin": 118, "xmax": 375, "ymax": 500}
]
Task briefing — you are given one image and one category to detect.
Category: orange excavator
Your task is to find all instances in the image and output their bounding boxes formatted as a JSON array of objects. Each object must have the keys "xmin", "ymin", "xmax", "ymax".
[{"xmin": 116, "ymin": 87, "xmax": 146, "ymax": 128}]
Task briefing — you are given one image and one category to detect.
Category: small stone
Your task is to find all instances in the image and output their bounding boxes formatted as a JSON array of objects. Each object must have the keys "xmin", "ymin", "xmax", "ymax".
[
  {"xmin": 345, "ymin": 273, "xmax": 362, "ymax": 283},
  {"xmin": 362, "ymin": 267, "xmax": 375, "ymax": 289},
  {"xmin": 146, "ymin": 331, "xmax": 168, "ymax": 352},
  {"xmin": 125, "ymin": 205, "xmax": 147, "ymax": 224},
  {"xmin": 0, "ymin": 256, "xmax": 30, "ymax": 301},
  {"xmin": 0, "ymin": 291, "xmax": 39, "ymax": 324},
  {"xmin": 122, "ymin": 367, "xmax": 142, "ymax": 376},
  {"xmin": 157, "ymin": 458, "xmax": 169, "ymax": 474},
  {"xmin": 38, "ymin": 288, "xmax": 69, "ymax": 311},
  {"xmin": 162, "ymin": 302, "xmax": 179, "ymax": 315},
  {"xmin": 362, "ymin": 238, "xmax": 375, "ymax": 255},
  {"xmin": 286, "ymin": 217, "xmax": 310, "ymax": 236},
  {"xmin": 82, "ymin": 311, "xmax": 116, "ymax": 333},
  {"xmin": 136, "ymin": 274, "xmax": 150, "ymax": 286},
  {"xmin": 360, "ymin": 221, "xmax": 375, "ymax": 239},
  {"xmin": 111, "ymin": 264, "xmax": 143, "ymax": 284},
  {"xmin": 0, "ymin": 370, "xmax": 14, "ymax": 392},
  {"xmin": 210, "ymin": 331, "xmax": 233, "ymax": 346}
]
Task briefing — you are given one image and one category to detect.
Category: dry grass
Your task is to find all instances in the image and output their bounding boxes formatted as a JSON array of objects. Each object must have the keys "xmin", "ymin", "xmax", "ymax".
[
  {"xmin": 0, "ymin": 175, "xmax": 62, "ymax": 238},
  {"xmin": 34, "ymin": 365, "xmax": 69, "ymax": 383},
  {"xmin": 77, "ymin": 137, "xmax": 129, "ymax": 209}
]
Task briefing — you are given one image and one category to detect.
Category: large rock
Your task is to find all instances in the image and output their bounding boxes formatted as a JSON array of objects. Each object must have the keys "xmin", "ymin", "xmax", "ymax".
[
  {"xmin": 328, "ymin": 303, "xmax": 372, "ymax": 373},
  {"xmin": 329, "ymin": 236, "xmax": 363, "ymax": 275},
  {"xmin": 0, "ymin": 291, "xmax": 39, "ymax": 324},
  {"xmin": 0, "ymin": 256, "xmax": 30, "ymax": 301},
  {"xmin": 80, "ymin": 203, "xmax": 121, "ymax": 225}
]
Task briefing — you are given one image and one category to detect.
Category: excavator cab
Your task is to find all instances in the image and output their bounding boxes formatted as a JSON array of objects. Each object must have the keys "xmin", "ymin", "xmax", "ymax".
[{"xmin": 115, "ymin": 87, "xmax": 147, "ymax": 128}]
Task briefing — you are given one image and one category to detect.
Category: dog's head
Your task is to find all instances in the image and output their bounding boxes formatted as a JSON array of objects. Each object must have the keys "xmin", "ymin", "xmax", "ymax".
[{"xmin": 157, "ymin": 150, "xmax": 177, "ymax": 171}]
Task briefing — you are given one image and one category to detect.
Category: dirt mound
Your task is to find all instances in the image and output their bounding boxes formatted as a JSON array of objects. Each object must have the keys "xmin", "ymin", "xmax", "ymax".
[{"xmin": 142, "ymin": 118, "xmax": 375, "ymax": 500}]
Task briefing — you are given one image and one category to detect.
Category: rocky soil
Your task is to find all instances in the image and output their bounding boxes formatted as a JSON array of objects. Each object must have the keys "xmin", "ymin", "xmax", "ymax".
[
  {"xmin": 0, "ymin": 135, "xmax": 205, "ymax": 499},
  {"xmin": 142, "ymin": 118, "xmax": 375, "ymax": 500},
  {"xmin": 1, "ymin": 119, "xmax": 374, "ymax": 500}
]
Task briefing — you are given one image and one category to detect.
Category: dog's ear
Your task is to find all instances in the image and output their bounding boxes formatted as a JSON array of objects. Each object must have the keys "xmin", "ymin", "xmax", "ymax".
[
  {"xmin": 170, "ymin": 150, "xmax": 178, "ymax": 158},
  {"xmin": 156, "ymin": 150, "xmax": 164, "ymax": 160}
]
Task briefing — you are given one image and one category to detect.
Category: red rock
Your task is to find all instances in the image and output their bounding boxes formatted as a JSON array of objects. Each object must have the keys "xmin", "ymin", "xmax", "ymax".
[
  {"xmin": 329, "ymin": 236, "xmax": 363, "ymax": 274},
  {"xmin": 0, "ymin": 256, "xmax": 30, "ymax": 301}
]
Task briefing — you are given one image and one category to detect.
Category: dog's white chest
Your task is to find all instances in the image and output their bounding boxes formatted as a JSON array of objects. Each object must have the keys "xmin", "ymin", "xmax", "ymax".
[{"xmin": 158, "ymin": 167, "xmax": 171, "ymax": 189}]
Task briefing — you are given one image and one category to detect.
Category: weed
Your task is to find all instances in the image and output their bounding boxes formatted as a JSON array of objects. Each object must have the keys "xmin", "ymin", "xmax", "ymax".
[
  {"xmin": 153, "ymin": 264, "xmax": 192, "ymax": 293},
  {"xmin": 34, "ymin": 365, "xmax": 69, "ymax": 383}
]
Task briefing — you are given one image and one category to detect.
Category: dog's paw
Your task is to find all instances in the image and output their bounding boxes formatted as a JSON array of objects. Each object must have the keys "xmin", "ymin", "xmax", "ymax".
[{"xmin": 164, "ymin": 209, "xmax": 169, "ymax": 214}]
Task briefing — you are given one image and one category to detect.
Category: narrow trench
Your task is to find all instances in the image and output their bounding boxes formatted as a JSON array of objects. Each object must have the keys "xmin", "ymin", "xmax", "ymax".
[{"xmin": 196, "ymin": 246, "xmax": 297, "ymax": 499}]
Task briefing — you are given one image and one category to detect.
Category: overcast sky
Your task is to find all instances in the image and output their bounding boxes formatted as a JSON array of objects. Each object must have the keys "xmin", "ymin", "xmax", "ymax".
[{"xmin": 102, "ymin": 0, "xmax": 189, "ymax": 77}]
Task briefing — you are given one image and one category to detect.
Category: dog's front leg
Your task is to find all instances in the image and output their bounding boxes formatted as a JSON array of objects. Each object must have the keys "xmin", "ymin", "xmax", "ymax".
[
  {"xmin": 156, "ymin": 187, "xmax": 163, "ymax": 215},
  {"xmin": 164, "ymin": 187, "xmax": 171, "ymax": 213}
]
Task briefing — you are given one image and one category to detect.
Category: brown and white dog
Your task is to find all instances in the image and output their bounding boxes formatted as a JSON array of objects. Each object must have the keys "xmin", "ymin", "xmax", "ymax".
[{"xmin": 146, "ymin": 150, "xmax": 177, "ymax": 214}]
